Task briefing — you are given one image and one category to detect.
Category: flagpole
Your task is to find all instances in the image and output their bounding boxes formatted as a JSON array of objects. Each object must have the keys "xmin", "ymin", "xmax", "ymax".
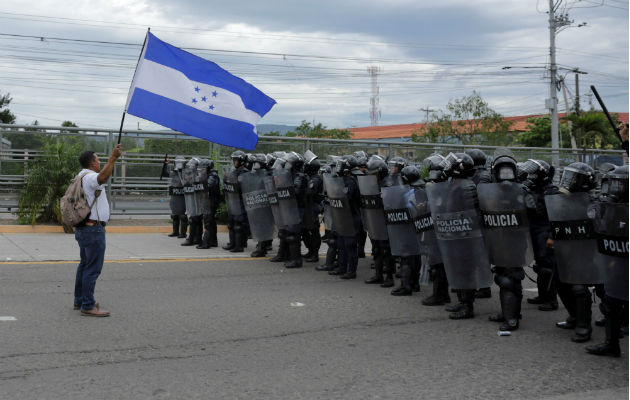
[{"xmin": 119, "ymin": 27, "xmax": 151, "ymax": 144}]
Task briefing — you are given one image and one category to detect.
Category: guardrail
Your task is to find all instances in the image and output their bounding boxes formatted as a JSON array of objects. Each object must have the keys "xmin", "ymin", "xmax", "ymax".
[{"xmin": 1, "ymin": 123, "xmax": 626, "ymax": 215}]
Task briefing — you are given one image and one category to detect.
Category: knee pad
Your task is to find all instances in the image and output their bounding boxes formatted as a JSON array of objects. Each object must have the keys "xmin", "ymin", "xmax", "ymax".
[
  {"xmin": 494, "ymin": 274, "xmax": 515, "ymax": 290},
  {"xmin": 233, "ymin": 223, "xmax": 244, "ymax": 233},
  {"xmin": 571, "ymin": 284, "xmax": 590, "ymax": 297}
]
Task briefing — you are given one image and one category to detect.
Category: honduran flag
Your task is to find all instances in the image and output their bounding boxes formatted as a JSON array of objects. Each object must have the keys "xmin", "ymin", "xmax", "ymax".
[{"xmin": 125, "ymin": 32, "xmax": 276, "ymax": 150}]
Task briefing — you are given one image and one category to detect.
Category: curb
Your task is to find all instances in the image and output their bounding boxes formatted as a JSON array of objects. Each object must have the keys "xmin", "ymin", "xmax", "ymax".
[{"xmin": 0, "ymin": 225, "xmax": 230, "ymax": 234}]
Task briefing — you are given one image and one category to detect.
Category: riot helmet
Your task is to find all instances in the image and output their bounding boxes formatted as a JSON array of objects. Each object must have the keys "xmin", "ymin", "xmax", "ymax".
[
  {"xmin": 304, "ymin": 152, "xmax": 321, "ymax": 175},
  {"xmin": 439, "ymin": 152, "xmax": 474, "ymax": 178},
  {"xmin": 251, "ymin": 153, "xmax": 267, "ymax": 171},
  {"xmin": 266, "ymin": 153, "xmax": 277, "ymax": 169},
  {"xmin": 303, "ymin": 150, "xmax": 318, "ymax": 165},
  {"xmin": 401, "ymin": 165, "xmax": 421, "ymax": 185},
  {"xmin": 559, "ymin": 162, "xmax": 595, "ymax": 193},
  {"xmin": 284, "ymin": 151, "xmax": 304, "ymax": 172},
  {"xmin": 387, "ymin": 157, "xmax": 407, "ymax": 175},
  {"xmin": 231, "ymin": 150, "xmax": 246, "ymax": 168},
  {"xmin": 356, "ymin": 155, "xmax": 368, "ymax": 170},
  {"xmin": 353, "ymin": 150, "xmax": 368, "ymax": 160},
  {"xmin": 366, "ymin": 155, "xmax": 388, "ymax": 180},
  {"xmin": 336, "ymin": 155, "xmax": 357, "ymax": 176},
  {"xmin": 600, "ymin": 165, "xmax": 628, "ymax": 202},
  {"xmin": 491, "ymin": 148, "xmax": 518, "ymax": 182},
  {"xmin": 519, "ymin": 159, "xmax": 550, "ymax": 185},
  {"xmin": 244, "ymin": 153, "xmax": 255, "ymax": 171},
  {"xmin": 174, "ymin": 156, "xmax": 186, "ymax": 171},
  {"xmin": 186, "ymin": 157, "xmax": 200, "ymax": 170},
  {"xmin": 465, "ymin": 148, "xmax": 487, "ymax": 169},
  {"xmin": 423, "ymin": 154, "xmax": 446, "ymax": 182}
]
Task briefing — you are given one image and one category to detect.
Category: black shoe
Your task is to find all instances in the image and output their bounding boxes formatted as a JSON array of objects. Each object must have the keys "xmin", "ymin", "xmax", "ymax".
[
  {"xmin": 196, "ymin": 243, "xmax": 210, "ymax": 249},
  {"xmin": 422, "ymin": 295, "xmax": 451, "ymax": 306},
  {"xmin": 445, "ymin": 303, "xmax": 465, "ymax": 313},
  {"xmin": 339, "ymin": 272, "xmax": 356, "ymax": 280},
  {"xmin": 488, "ymin": 313, "xmax": 505, "ymax": 322},
  {"xmin": 304, "ymin": 254, "xmax": 319, "ymax": 263},
  {"xmin": 585, "ymin": 342, "xmax": 621, "ymax": 357},
  {"xmin": 364, "ymin": 276, "xmax": 384, "ymax": 284},
  {"xmin": 229, "ymin": 247, "xmax": 244, "ymax": 253},
  {"xmin": 285, "ymin": 261, "xmax": 303, "ymax": 269},
  {"xmin": 209, "ymin": 241, "xmax": 218, "ymax": 247},
  {"xmin": 449, "ymin": 308, "xmax": 474, "ymax": 320},
  {"xmin": 250, "ymin": 249, "xmax": 267, "ymax": 257},
  {"xmin": 168, "ymin": 232, "xmax": 179, "ymax": 237},
  {"xmin": 328, "ymin": 268, "xmax": 345, "ymax": 276},
  {"xmin": 475, "ymin": 288, "xmax": 492, "ymax": 299},
  {"xmin": 177, "ymin": 234, "xmax": 187, "ymax": 239},
  {"xmin": 499, "ymin": 319, "xmax": 519, "ymax": 331},
  {"xmin": 556, "ymin": 318, "xmax": 576, "ymax": 330},
  {"xmin": 222, "ymin": 243, "xmax": 235, "ymax": 250},
  {"xmin": 538, "ymin": 302, "xmax": 558, "ymax": 311},
  {"xmin": 270, "ymin": 254, "xmax": 288, "ymax": 263},
  {"xmin": 571, "ymin": 332, "xmax": 592, "ymax": 343},
  {"xmin": 391, "ymin": 287, "xmax": 412, "ymax": 296},
  {"xmin": 316, "ymin": 264, "xmax": 333, "ymax": 271},
  {"xmin": 595, "ymin": 317, "xmax": 606, "ymax": 327},
  {"xmin": 380, "ymin": 278, "xmax": 394, "ymax": 288},
  {"xmin": 527, "ymin": 296, "xmax": 544, "ymax": 305},
  {"xmin": 181, "ymin": 241, "xmax": 195, "ymax": 246}
]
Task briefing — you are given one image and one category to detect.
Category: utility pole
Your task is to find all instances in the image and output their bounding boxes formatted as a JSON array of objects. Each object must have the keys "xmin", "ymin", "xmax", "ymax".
[
  {"xmin": 575, "ymin": 72, "xmax": 580, "ymax": 115},
  {"xmin": 368, "ymin": 66, "xmax": 382, "ymax": 126},
  {"xmin": 548, "ymin": 0, "xmax": 560, "ymax": 168},
  {"xmin": 419, "ymin": 106, "xmax": 435, "ymax": 124}
]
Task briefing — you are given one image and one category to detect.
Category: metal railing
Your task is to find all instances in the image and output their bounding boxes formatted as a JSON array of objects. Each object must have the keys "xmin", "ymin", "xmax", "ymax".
[{"xmin": 1, "ymin": 123, "xmax": 626, "ymax": 215}]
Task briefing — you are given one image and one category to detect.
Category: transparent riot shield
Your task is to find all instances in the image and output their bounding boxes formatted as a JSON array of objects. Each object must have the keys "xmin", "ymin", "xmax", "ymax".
[
  {"xmin": 545, "ymin": 192, "xmax": 604, "ymax": 285},
  {"xmin": 273, "ymin": 168, "xmax": 301, "ymax": 231},
  {"xmin": 222, "ymin": 165, "xmax": 245, "ymax": 217},
  {"xmin": 169, "ymin": 169, "xmax": 186, "ymax": 215},
  {"xmin": 195, "ymin": 166, "xmax": 211, "ymax": 215},
  {"xmin": 381, "ymin": 184, "xmax": 421, "ymax": 257},
  {"xmin": 182, "ymin": 167, "xmax": 198, "ymax": 217},
  {"xmin": 263, "ymin": 175, "xmax": 282, "ymax": 228},
  {"xmin": 357, "ymin": 174, "xmax": 388, "ymax": 241},
  {"xmin": 425, "ymin": 180, "xmax": 492, "ymax": 290},
  {"xmin": 323, "ymin": 173, "xmax": 355, "ymax": 237},
  {"xmin": 477, "ymin": 182, "xmax": 534, "ymax": 267},
  {"xmin": 409, "ymin": 187, "xmax": 442, "ymax": 266},
  {"xmin": 239, "ymin": 170, "xmax": 275, "ymax": 242},
  {"xmin": 594, "ymin": 201, "xmax": 628, "ymax": 300},
  {"xmin": 302, "ymin": 177, "xmax": 320, "ymax": 231}
]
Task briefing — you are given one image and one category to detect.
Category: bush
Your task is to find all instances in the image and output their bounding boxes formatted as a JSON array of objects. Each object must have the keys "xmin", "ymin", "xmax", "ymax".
[{"xmin": 16, "ymin": 138, "xmax": 82, "ymax": 227}]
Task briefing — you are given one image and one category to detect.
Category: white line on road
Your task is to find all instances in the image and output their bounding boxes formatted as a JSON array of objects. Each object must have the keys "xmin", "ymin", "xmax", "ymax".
[{"xmin": 0, "ymin": 316, "xmax": 17, "ymax": 321}]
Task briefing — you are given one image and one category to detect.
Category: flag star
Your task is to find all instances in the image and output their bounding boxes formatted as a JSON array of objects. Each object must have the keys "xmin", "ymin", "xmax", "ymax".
[
  {"xmin": 194, "ymin": 86, "xmax": 200, "ymax": 92},
  {"xmin": 192, "ymin": 98, "xmax": 197, "ymax": 104},
  {"xmin": 209, "ymin": 105, "xmax": 215, "ymax": 110},
  {"xmin": 212, "ymin": 91, "xmax": 218, "ymax": 97},
  {"xmin": 201, "ymin": 96, "xmax": 207, "ymax": 102}
]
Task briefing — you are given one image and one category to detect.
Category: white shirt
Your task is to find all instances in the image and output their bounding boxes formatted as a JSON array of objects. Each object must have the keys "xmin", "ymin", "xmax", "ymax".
[{"xmin": 78, "ymin": 169, "xmax": 110, "ymax": 222}]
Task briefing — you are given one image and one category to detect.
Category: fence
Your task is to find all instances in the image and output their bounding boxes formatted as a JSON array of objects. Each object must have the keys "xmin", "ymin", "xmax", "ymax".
[{"xmin": 0, "ymin": 123, "xmax": 626, "ymax": 215}]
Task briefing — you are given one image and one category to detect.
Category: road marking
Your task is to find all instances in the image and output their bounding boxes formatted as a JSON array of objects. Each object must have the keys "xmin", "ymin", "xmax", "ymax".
[
  {"xmin": 0, "ymin": 316, "xmax": 17, "ymax": 321},
  {"xmin": 290, "ymin": 302, "xmax": 305, "ymax": 307}
]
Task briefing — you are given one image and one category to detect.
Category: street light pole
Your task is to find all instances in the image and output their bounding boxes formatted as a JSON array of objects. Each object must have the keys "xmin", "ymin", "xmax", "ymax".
[{"xmin": 549, "ymin": 0, "xmax": 560, "ymax": 168}]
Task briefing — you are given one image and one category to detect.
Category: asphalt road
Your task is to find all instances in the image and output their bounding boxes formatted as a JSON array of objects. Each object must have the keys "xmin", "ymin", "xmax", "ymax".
[{"xmin": 0, "ymin": 257, "xmax": 627, "ymax": 400}]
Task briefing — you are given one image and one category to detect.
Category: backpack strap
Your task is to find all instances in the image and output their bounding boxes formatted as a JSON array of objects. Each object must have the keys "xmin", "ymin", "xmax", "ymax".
[{"xmin": 79, "ymin": 171, "xmax": 102, "ymax": 211}]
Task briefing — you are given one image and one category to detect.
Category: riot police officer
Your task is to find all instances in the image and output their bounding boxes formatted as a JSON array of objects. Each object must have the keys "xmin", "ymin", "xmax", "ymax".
[
  {"xmin": 586, "ymin": 165, "xmax": 629, "ymax": 357},
  {"xmin": 283, "ymin": 151, "xmax": 307, "ymax": 269},
  {"xmin": 164, "ymin": 156, "xmax": 188, "ymax": 239},
  {"xmin": 241, "ymin": 154, "xmax": 274, "ymax": 257},
  {"xmin": 316, "ymin": 163, "xmax": 339, "ymax": 272},
  {"xmin": 354, "ymin": 151, "xmax": 369, "ymax": 258},
  {"xmin": 520, "ymin": 159, "xmax": 558, "ymax": 311},
  {"xmin": 196, "ymin": 159, "xmax": 220, "ymax": 249},
  {"xmin": 181, "ymin": 158, "xmax": 202, "ymax": 246},
  {"xmin": 222, "ymin": 151, "xmax": 248, "ymax": 253},
  {"xmin": 547, "ymin": 162, "xmax": 601, "ymax": 342},
  {"xmin": 302, "ymin": 150, "xmax": 323, "ymax": 263}
]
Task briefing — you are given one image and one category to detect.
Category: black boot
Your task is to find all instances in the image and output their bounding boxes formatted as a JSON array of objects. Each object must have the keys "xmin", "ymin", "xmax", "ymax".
[
  {"xmin": 196, "ymin": 229, "xmax": 211, "ymax": 249},
  {"xmin": 181, "ymin": 218, "xmax": 198, "ymax": 246},
  {"xmin": 250, "ymin": 242, "xmax": 268, "ymax": 257},
  {"xmin": 270, "ymin": 239, "xmax": 289, "ymax": 262},
  {"xmin": 449, "ymin": 298, "xmax": 474, "ymax": 319},
  {"xmin": 586, "ymin": 300, "xmax": 622, "ymax": 357},
  {"xmin": 446, "ymin": 290, "xmax": 465, "ymax": 312},
  {"xmin": 571, "ymin": 286, "xmax": 592, "ymax": 343},
  {"xmin": 192, "ymin": 217, "xmax": 203, "ymax": 246},
  {"xmin": 285, "ymin": 235, "xmax": 303, "ymax": 269},
  {"xmin": 365, "ymin": 251, "xmax": 384, "ymax": 284},
  {"xmin": 476, "ymin": 287, "xmax": 492, "ymax": 299},
  {"xmin": 422, "ymin": 265, "xmax": 451, "ymax": 306},
  {"xmin": 488, "ymin": 288, "xmax": 506, "ymax": 323},
  {"xmin": 498, "ymin": 290, "xmax": 521, "ymax": 331},
  {"xmin": 168, "ymin": 215, "xmax": 180, "ymax": 237},
  {"xmin": 380, "ymin": 253, "xmax": 395, "ymax": 288},
  {"xmin": 222, "ymin": 225, "xmax": 236, "ymax": 250},
  {"xmin": 317, "ymin": 236, "xmax": 337, "ymax": 271},
  {"xmin": 178, "ymin": 215, "xmax": 188, "ymax": 239},
  {"xmin": 391, "ymin": 260, "xmax": 412, "ymax": 296},
  {"xmin": 410, "ymin": 257, "xmax": 420, "ymax": 292},
  {"xmin": 229, "ymin": 225, "xmax": 245, "ymax": 253}
]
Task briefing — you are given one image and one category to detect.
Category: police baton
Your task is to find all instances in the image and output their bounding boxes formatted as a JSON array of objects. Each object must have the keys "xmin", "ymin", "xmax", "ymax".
[
  {"xmin": 590, "ymin": 85, "xmax": 623, "ymax": 144},
  {"xmin": 159, "ymin": 153, "xmax": 168, "ymax": 181}
]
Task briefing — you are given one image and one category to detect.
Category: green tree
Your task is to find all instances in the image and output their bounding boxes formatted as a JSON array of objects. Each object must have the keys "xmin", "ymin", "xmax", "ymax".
[
  {"xmin": 518, "ymin": 116, "xmax": 571, "ymax": 148},
  {"xmin": 16, "ymin": 137, "xmax": 82, "ymax": 227},
  {"xmin": 563, "ymin": 111, "xmax": 620, "ymax": 149},
  {"xmin": 285, "ymin": 121, "xmax": 352, "ymax": 139},
  {"xmin": 0, "ymin": 91, "xmax": 16, "ymax": 124},
  {"xmin": 411, "ymin": 91, "xmax": 513, "ymax": 145}
]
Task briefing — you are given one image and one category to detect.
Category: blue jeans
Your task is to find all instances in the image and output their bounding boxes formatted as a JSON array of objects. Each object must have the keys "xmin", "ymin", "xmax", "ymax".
[{"xmin": 74, "ymin": 224, "xmax": 106, "ymax": 310}]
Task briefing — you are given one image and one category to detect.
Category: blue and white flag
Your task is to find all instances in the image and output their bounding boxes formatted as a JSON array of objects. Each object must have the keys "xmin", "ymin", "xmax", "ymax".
[{"xmin": 125, "ymin": 32, "xmax": 276, "ymax": 150}]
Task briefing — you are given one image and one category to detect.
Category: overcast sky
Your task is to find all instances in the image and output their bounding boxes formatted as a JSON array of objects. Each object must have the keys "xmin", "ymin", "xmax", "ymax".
[{"xmin": 0, "ymin": 0, "xmax": 627, "ymax": 131}]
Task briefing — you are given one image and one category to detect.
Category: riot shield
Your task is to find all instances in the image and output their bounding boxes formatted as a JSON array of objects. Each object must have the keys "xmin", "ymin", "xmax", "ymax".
[
  {"xmin": 273, "ymin": 168, "xmax": 301, "ymax": 231},
  {"xmin": 357, "ymin": 174, "xmax": 388, "ymax": 241},
  {"xmin": 302, "ymin": 176, "xmax": 320, "ymax": 231},
  {"xmin": 323, "ymin": 202, "xmax": 334, "ymax": 232},
  {"xmin": 409, "ymin": 187, "xmax": 442, "ymax": 265},
  {"xmin": 425, "ymin": 180, "xmax": 492, "ymax": 290},
  {"xmin": 263, "ymin": 175, "xmax": 282, "ymax": 228},
  {"xmin": 594, "ymin": 202, "xmax": 628, "ymax": 300},
  {"xmin": 323, "ymin": 173, "xmax": 356, "ymax": 237},
  {"xmin": 168, "ymin": 169, "xmax": 186, "ymax": 215},
  {"xmin": 545, "ymin": 192, "xmax": 604, "ymax": 285},
  {"xmin": 239, "ymin": 170, "xmax": 275, "ymax": 242},
  {"xmin": 182, "ymin": 167, "xmax": 198, "ymax": 217},
  {"xmin": 381, "ymin": 184, "xmax": 421, "ymax": 256},
  {"xmin": 222, "ymin": 166, "xmax": 245, "ymax": 217},
  {"xmin": 195, "ymin": 166, "xmax": 211, "ymax": 215},
  {"xmin": 477, "ymin": 182, "xmax": 534, "ymax": 267}
]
